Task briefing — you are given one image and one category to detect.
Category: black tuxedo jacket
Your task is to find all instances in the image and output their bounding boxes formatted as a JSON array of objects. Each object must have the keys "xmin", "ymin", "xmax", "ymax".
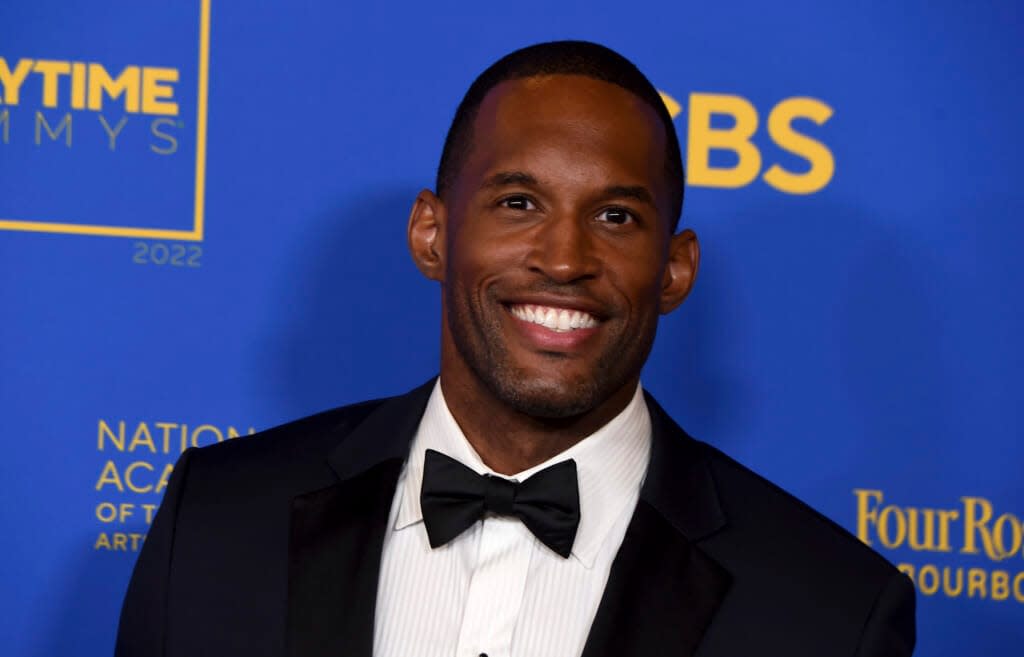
[{"xmin": 116, "ymin": 380, "xmax": 915, "ymax": 657}]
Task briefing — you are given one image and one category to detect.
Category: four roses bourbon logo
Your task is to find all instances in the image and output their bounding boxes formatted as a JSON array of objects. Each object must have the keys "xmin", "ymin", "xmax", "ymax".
[{"xmin": 856, "ymin": 489, "xmax": 1024, "ymax": 604}]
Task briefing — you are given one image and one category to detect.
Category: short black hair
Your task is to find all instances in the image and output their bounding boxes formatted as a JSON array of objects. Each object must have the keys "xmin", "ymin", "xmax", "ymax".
[{"xmin": 436, "ymin": 40, "xmax": 684, "ymax": 229}]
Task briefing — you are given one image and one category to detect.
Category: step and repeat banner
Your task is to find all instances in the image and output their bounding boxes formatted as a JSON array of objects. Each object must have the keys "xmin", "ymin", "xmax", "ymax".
[{"xmin": 1, "ymin": 1, "xmax": 1021, "ymax": 655}]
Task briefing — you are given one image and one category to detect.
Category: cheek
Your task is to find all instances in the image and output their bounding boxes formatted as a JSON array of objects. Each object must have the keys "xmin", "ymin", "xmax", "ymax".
[
  {"xmin": 606, "ymin": 257, "xmax": 667, "ymax": 314},
  {"xmin": 444, "ymin": 245, "xmax": 509, "ymax": 317},
  {"xmin": 448, "ymin": 229, "xmax": 527, "ymax": 288}
]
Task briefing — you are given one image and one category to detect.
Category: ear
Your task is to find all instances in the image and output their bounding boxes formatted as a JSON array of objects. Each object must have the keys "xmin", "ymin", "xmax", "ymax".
[
  {"xmin": 407, "ymin": 189, "xmax": 447, "ymax": 282},
  {"xmin": 659, "ymin": 228, "xmax": 700, "ymax": 314}
]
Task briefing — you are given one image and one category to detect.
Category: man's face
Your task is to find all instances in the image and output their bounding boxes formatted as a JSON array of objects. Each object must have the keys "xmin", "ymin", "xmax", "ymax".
[{"xmin": 429, "ymin": 75, "xmax": 693, "ymax": 419}]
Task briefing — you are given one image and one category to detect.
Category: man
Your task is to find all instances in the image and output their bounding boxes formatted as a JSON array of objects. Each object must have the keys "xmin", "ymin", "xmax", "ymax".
[{"xmin": 116, "ymin": 41, "xmax": 915, "ymax": 657}]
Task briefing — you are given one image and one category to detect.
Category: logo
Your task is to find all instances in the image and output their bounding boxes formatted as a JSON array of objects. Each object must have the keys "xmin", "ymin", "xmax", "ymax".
[
  {"xmin": 0, "ymin": 0, "xmax": 210, "ymax": 240},
  {"xmin": 93, "ymin": 417, "xmax": 256, "ymax": 552},
  {"xmin": 855, "ymin": 489, "xmax": 1024, "ymax": 603},
  {"xmin": 660, "ymin": 91, "xmax": 834, "ymax": 195}
]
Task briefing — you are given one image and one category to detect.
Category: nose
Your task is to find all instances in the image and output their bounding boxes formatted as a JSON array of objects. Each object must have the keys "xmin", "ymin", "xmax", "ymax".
[{"xmin": 526, "ymin": 212, "xmax": 601, "ymax": 284}]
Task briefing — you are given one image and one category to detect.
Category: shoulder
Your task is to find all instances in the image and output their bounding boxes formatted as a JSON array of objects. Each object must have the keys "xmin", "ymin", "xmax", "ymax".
[
  {"xmin": 197, "ymin": 396, "xmax": 385, "ymax": 463},
  {"xmin": 170, "ymin": 378, "xmax": 436, "ymax": 500},
  {"xmin": 699, "ymin": 440, "xmax": 898, "ymax": 576},
  {"xmin": 176, "ymin": 395, "xmax": 390, "ymax": 499},
  {"xmin": 644, "ymin": 392, "xmax": 896, "ymax": 580},
  {"xmin": 681, "ymin": 440, "xmax": 915, "ymax": 653},
  {"xmin": 694, "ymin": 440, "xmax": 913, "ymax": 635}
]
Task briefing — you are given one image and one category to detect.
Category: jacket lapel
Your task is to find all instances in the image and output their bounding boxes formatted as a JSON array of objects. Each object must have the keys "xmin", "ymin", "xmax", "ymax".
[
  {"xmin": 286, "ymin": 380, "xmax": 435, "ymax": 657},
  {"xmin": 581, "ymin": 393, "xmax": 732, "ymax": 657},
  {"xmin": 285, "ymin": 383, "xmax": 729, "ymax": 657}
]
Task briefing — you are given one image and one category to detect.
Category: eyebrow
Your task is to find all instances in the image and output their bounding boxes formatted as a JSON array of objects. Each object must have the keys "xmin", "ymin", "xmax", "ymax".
[
  {"xmin": 602, "ymin": 185, "xmax": 656, "ymax": 207},
  {"xmin": 481, "ymin": 171, "xmax": 539, "ymax": 189},
  {"xmin": 480, "ymin": 171, "xmax": 657, "ymax": 207}
]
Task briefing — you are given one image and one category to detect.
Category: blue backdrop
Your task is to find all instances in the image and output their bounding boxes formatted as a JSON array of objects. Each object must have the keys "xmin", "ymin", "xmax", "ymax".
[{"xmin": 1, "ymin": 1, "xmax": 1021, "ymax": 655}]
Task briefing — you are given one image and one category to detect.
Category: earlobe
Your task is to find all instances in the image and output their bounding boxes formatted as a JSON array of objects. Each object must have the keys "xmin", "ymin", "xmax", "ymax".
[
  {"xmin": 659, "ymin": 228, "xmax": 700, "ymax": 314},
  {"xmin": 407, "ymin": 189, "xmax": 447, "ymax": 282}
]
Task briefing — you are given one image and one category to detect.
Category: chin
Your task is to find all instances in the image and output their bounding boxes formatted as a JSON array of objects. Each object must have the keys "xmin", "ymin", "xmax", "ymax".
[
  {"xmin": 447, "ymin": 302, "xmax": 643, "ymax": 420},
  {"xmin": 485, "ymin": 370, "xmax": 607, "ymax": 419}
]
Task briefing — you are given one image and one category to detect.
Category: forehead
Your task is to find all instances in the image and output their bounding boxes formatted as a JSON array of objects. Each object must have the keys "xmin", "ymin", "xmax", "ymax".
[{"xmin": 463, "ymin": 74, "xmax": 670, "ymax": 207}]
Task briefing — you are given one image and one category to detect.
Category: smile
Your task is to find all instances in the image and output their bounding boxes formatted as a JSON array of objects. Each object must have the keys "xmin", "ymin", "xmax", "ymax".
[{"xmin": 508, "ymin": 304, "xmax": 600, "ymax": 332}]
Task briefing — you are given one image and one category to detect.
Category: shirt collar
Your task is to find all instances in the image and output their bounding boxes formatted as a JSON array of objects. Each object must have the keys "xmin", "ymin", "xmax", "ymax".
[{"xmin": 395, "ymin": 379, "xmax": 652, "ymax": 569}]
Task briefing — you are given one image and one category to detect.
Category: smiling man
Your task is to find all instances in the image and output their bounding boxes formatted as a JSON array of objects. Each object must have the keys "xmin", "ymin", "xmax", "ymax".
[{"xmin": 116, "ymin": 41, "xmax": 915, "ymax": 657}]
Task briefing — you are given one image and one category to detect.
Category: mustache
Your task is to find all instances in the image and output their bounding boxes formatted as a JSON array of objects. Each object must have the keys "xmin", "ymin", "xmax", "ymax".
[
  {"xmin": 495, "ymin": 279, "xmax": 617, "ymax": 318},
  {"xmin": 520, "ymin": 280, "xmax": 595, "ymax": 297}
]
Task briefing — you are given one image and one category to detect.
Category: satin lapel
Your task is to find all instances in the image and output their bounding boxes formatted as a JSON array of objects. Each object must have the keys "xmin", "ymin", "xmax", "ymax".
[
  {"xmin": 286, "ymin": 380, "xmax": 435, "ymax": 657},
  {"xmin": 581, "ymin": 393, "xmax": 731, "ymax": 657},
  {"xmin": 287, "ymin": 460, "xmax": 401, "ymax": 657},
  {"xmin": 580, "ymin": 502, "xmax": 731, "ymax": 657}
]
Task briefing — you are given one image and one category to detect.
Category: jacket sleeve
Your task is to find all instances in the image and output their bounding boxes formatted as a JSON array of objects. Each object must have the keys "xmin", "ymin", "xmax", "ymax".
[
  {"xmin": 855, "ymin": 571, "xmax": 917, "ymax": 657},
  {"xmin": 114, "ymin": 447, "xmax": 196, "ymax": 657}
]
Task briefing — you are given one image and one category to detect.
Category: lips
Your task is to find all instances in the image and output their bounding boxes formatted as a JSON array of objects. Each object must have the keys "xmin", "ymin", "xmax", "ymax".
[
  {"xmin": 508, "ymin": 304, "xmax": 600, "ymax": 332},
  {"xmin": 502, "ymin": 300, "xmax": 604, "ymax": 353}
]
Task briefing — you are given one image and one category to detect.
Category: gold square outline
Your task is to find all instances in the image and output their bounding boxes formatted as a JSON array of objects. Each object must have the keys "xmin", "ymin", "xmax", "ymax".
[{"xmin": 0, "ymin": 0, "xmax": 211, "ymax": 241}]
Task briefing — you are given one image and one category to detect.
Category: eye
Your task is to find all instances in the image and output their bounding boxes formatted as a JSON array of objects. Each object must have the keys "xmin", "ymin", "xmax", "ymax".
[
  {"xmin": 596, "ymin": 207, "xmax": 635, "ymax": 225},
  {"xmin": 499, "ymin": 195, "xmax": 536, "ymax": 211}
]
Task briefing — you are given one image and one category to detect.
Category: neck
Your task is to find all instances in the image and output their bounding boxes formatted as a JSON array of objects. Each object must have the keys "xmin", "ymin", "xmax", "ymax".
[{"xmin": 439, "ymin": 363, "xmax": 637, "ymax": 476}]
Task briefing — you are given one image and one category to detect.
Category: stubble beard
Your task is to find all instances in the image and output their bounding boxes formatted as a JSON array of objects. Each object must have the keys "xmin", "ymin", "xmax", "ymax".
[{"xmin": 446, "ymin": 286, "xmax": 656, "ymax": 420}]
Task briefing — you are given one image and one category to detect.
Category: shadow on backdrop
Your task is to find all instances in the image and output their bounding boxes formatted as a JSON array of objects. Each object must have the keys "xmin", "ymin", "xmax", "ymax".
[
  {"xmin": 255, "ymin": 188, "xmax": 441, "ymax": 421},
  {"xmin": 32, "ymin": 536, "xmax": 133, "ymax": 657},
  {"xmin": 647, "ymin": 193, "xmax": 953, "ymax": 500}
]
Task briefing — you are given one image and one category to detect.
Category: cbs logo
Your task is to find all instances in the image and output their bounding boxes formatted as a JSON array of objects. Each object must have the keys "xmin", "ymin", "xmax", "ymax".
[{"xmin": 662, "ymin": 92, "xmax": 834, "ymax": 195}]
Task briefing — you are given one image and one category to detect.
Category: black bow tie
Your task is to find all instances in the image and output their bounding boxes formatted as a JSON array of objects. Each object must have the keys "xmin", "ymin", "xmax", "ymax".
[{"xmin": 419, "ymin": 449, "xmax": 581, "ymax": 558}]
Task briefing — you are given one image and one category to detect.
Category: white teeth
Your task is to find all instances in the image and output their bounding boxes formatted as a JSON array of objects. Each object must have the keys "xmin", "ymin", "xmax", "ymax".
[{"xmin": 509, "ymin": 304, "xmax": 599, "ymax": 332}]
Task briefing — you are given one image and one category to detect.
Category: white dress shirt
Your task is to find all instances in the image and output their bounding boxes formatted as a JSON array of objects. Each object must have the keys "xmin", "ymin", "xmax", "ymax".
[{"xmin": 373, "ymin": 380, "xmax": 652, "ymax": 657}]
